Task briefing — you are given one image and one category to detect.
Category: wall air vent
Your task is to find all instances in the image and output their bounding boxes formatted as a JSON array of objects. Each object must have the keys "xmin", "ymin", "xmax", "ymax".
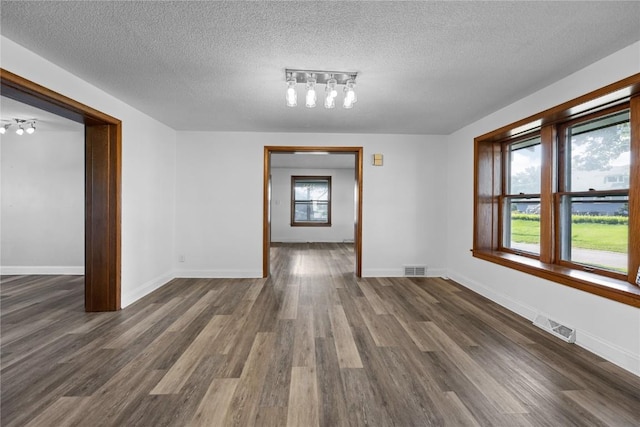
[
  {"xmin": 403, "ymin": 265, "xmax": 427, "ymax": 277},
  {"xmin": 533, "ymin": 314, "xmax": 576, "ymax": 343}
]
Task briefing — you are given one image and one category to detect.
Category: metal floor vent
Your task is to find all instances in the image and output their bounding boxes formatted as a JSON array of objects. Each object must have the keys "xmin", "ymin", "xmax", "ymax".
[
  {"xmin": 403, "ymin": 265, "xmax": 427, "ymax": 277},
  {"xmin": 533, "ymin": 314, "xmax": 576, "ymax": 343}
]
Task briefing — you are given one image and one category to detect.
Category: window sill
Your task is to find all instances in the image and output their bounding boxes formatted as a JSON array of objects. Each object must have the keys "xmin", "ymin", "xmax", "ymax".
[{"xmin": 472, "ymin": 250, "xmax": 640, "ymax": 308}]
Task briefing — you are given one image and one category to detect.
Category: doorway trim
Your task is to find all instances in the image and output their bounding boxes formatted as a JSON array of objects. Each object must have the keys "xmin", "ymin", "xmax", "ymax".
[
  {"xmin": 1, "ymin": 69, "xmax": 122, "ymax": 311},
  {"xmin": 263, "ymin": 146, "xmax": 363, "ymax": 277}
]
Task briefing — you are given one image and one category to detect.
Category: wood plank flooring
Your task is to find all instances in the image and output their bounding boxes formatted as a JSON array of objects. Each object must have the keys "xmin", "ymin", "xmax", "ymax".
[{"xmin": 2, "ymin": 243, "xmax": 639, "ymax": 426}]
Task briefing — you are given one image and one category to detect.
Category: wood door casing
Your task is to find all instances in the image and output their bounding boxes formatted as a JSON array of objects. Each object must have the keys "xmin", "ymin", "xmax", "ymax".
[
  {"xmin": 1, "ymin": 69, "xmax": 121, "ymax": 311},
  {"xmin": 263, "ymin": 146, "xmax": 363, "ymax": 278}
]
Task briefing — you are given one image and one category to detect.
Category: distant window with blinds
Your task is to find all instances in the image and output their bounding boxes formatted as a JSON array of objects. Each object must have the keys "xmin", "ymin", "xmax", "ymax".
[{"xmin": 291, "ymin": 176, "xmax": 331, "ymax": 226}]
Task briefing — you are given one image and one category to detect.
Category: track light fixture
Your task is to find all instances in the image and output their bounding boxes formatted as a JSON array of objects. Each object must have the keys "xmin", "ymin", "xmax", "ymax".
[
  {"xmin": 0, "ymin": 118, "xmax": 38, "ymax": 136},
  {"xmin": 285, "ymin": 69, "xmax": 358, "ymax": 109}
]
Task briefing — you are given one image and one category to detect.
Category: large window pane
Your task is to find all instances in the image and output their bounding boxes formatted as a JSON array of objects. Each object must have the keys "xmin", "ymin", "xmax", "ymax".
[
  {"xmin": 505, "ymin": 136, "xmax": 541, "ymax": 256},
  {"xmin": 294, "ymin": 181, "xmax": 329, "ymax": 201},
  {"xmin": 560, "ymin": 195, "xmax": 628, "ymax": 273},
  {"xmin": 567, "ymin": 110, "xmax": 630, "ymax": 192},
  {"xmin": 509, "ymin": 136, "xmax": 541, "ymax": 195},
  {"xmin": 294, "ymin": 201, "xmax": 328, "ymax": 222},
  {"xmin": 504, "ymin": 198, "xmax": 540, "ymax": 254}
]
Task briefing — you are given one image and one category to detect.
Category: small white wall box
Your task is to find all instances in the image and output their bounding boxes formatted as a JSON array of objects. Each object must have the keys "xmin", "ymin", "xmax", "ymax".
[
  {"xmin": 533, "ymin": 314, "xmax": 576, "ymax": 343},
  {"xmin": 372, "ymin": 153, "xmax": 383, "ymax": 166}
]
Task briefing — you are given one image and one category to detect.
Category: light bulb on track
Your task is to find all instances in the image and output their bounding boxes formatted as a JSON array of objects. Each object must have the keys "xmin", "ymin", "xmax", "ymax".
[{"xmin": 305, "ymin": 77, "xmax": 317, "ymax": 108}]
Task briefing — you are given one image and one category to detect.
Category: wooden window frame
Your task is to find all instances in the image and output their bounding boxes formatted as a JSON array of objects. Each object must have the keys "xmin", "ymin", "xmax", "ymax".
[
  {"xmin": 473, "ymin": 73, "xmax": 640, "ymax": 308},
  {"xmin": 290, "ymin": 176, "xmax": 332, "ymax": 227},
  {"xmin": 500, "ymin": 134, "xmax": 543, "ymax": 259},
  {"xmin": 555, "ymin": 105, "xmax": 630, "ymax": 281}
]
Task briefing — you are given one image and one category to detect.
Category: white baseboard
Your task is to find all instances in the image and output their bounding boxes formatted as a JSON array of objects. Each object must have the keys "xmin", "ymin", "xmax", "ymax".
[
  {"xmin": 447, "ymin": 269, "xmax": 640, "ymax": 377},
  {"xmin": 174, "ymin": 269, "xmax": 263, "ymax": 279},
  {"xmin": 117, "ymin": 269, "xmax": 263, "ymax": 309},
  {"xmin": 446, "ymin": 270, "xmax": 538, "ymax": 321},
  {"xmin": 575, "ymin": 328, "xmax": 640, "ymax": 376},
  {"xmin": 0, "ymin": 266, "xmax": 84, "ymax": 275},
  {"xmin": 362, "ymin": 267, "xmax": 447, "ymax": 278},
  {"xmin": 362, "ymin": 268, "xmax": 402, "ymax": 277},
  {"xmin": 121, "ymin": 271, "xmax": 176, "ymax": 308},
  {"xmin": 426, "ymin": 268, "xmax": 447, "ymax": 278}
]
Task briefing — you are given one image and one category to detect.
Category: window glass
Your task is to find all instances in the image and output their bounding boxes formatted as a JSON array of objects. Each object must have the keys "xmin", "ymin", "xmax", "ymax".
[
  {"xmin": 504, "ymin": 198, "xmax": 541, "ymax": 254},
  {"xmin": 560, "ymin": 195, "xmax": 628, "ymax": 273},
  {"xmin": 293, "ymin": 201, "xmax": 328, "ymax": 222},
  {"xmin": 294, "ymin": 180, "xmax": 329, "ymax": 201},
  {"xmin": 509, "ymin": 137, "xmax": 542, "ymax": 195},
  {"xmin": 567, "ymin": 110, "xmax": 630, "ymax": 192}
]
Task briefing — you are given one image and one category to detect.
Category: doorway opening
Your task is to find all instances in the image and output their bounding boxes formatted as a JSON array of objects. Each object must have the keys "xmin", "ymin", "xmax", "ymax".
[
  {"xmin": 1, "ymin": 69, "xmax": 121, "ymax": 311},
  {"xmin": 1, "ymin": 96, "xmax": 84, "ymax": 279},
  {"xmin": 263, "ymin": 146, "xmax": 363, "ymax": 277}
]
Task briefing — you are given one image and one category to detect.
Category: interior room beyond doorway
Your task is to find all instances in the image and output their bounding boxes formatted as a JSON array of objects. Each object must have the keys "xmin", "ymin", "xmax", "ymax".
[{"xmin": 263, "ymin": 147, "xmax": 363, "ymax": 278}]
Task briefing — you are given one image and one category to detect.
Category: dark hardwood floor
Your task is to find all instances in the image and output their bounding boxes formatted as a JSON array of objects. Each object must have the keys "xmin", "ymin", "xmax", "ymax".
[{"xmin": 1, "ymin": 243, "xmax": 639, "ymax": 426}]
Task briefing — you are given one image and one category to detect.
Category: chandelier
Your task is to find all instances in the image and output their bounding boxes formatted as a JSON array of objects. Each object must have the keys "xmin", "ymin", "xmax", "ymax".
[{"xmin": 285, "ymin": 69, "xmax": 358, "ymax": 109}]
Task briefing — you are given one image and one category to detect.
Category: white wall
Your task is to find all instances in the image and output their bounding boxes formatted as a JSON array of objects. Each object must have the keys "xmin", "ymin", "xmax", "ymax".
[
  {"xmin": 4, "ymin": 31, "xmax": 636, "ymax": 375},
  {"xmin": 0, "ymin": 36, "xmax": 178, "ymax": 307},
  {"xmin": 271, "ymin": 167, "xmax": 355, "ymax": 243},
  {"xmin": 1, "ymin": 129, "xmax": 84, "ymax": 274},
  {"xmin": 174, "ymin": 132, "xmax": 448, "ymax": 278},
  {"xmin": 446, "ymin": 41, "xmax": 640, "ymax": 375}
]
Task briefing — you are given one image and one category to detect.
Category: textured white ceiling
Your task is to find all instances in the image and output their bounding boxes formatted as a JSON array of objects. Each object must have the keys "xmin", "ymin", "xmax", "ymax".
[{"xmin": 1, "ymin": 1, "xmax": 639, "ymax": 135}]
